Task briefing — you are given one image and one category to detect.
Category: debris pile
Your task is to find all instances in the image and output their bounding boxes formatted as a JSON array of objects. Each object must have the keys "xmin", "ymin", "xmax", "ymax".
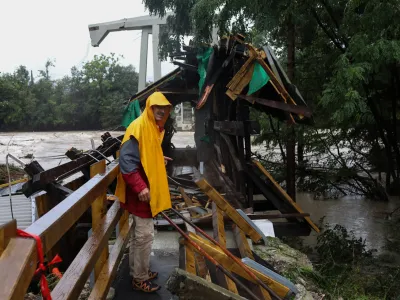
[{"xmin": 161, "ymin": 178, "xmax": 321, "ymax": 300}]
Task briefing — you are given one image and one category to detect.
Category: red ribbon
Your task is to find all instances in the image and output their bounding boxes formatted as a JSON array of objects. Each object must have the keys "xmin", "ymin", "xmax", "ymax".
[{"xmin": 17, "ymin": 229, "xmax": 62, "ymax": 300}]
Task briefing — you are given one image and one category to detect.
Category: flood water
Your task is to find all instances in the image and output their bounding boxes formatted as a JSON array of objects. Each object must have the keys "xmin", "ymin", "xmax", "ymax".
[
  {"xmin": 1, "ymin": 131, "xmax": 398, "ymax": 251},
  {"xmin": 297, "ymin": 193, "xmax": 400, "ymax": 251}
]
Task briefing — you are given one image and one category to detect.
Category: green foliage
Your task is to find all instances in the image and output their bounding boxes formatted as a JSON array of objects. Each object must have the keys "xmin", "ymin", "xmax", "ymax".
[
  {"xmin": 143, "ymin": 1, "xmax": 400, "ymax": 196},
  {"xmin": 0, "ymin": 54, "xmax": 138, "ymax": 131},
  {"xmin": 308, "ymin": 219, "xmax": 400, "ymax": 299}
]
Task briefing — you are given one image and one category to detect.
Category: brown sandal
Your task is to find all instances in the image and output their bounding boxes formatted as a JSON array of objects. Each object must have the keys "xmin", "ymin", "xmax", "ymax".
[
  {"xmin": 148, "ymin": 270, "xmax": 158, "ymax": 280},
  {"xmin": 132, "ymin": 279, "xmax": 161, "ymax": 293}
]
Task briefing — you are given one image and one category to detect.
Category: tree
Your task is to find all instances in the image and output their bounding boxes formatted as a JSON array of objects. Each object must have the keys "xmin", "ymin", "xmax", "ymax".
[
  {"xmin": 0, "ymin": 54, "xmax": 139, "ymax": 131},
  {"xmin": 143, "ymin": 0, "xmax": 400, "ymax": 197}
]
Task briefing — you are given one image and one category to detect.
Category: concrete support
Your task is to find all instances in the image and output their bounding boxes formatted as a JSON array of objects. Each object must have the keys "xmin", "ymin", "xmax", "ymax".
[
  {"xmin": 212, "ymin": 26, "xmax": 219, "ymax": 45},
  {"xmin": 166, "ymin": 268, "xmax": 244, "ymax": 300},
  {"xmin": 139, "ymin": 28, "xmax": 150, "ymax": 91},
  {"xmin": 152, "ymin": 24, "xmax": 162, "ymax": 82}
]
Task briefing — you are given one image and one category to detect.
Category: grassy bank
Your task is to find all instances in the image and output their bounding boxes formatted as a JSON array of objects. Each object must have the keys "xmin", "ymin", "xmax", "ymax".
[
  {"xmin": 283, "ymin": 218, "xmax": 400, "ymax": 299},
  {"xmin": 0, "ymin": 164, "xmax": 25, "ymax": 185}
]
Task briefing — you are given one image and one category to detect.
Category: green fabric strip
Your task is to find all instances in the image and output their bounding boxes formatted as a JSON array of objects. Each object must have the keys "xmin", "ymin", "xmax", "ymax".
[
  {"xmin": 121, "ymin": 99, "xmax": 141, "ymax": 128},
  {"xmin": 247, "ymin": 62, "xmax": 270, "ymax": 95},
  {"xmin": 197, "ymin": 47, "xmax": 213, "ymax": 94}
]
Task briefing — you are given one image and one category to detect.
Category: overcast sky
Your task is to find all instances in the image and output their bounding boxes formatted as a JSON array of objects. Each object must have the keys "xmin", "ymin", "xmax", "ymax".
[{"xmin": 0, "ymin": 0, "xmax": 176, "ymax": 81}]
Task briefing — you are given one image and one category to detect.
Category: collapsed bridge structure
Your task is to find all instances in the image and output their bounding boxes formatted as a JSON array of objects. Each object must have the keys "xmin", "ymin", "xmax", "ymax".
[
  {"xmin": 0, "ymin": 33, "xmax": 320, "ymax": 300},
  {"xmin": 129, "ymin": 34, "xmax": 318, "ymax": 235}
]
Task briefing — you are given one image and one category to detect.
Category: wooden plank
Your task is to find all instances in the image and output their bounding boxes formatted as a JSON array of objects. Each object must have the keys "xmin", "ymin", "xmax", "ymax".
[
  {"xmin": 51, "ymin": 201, "xmax": 123, "ymax": 300},
  {"xmin": 242, "ymin": 45, "xmax": 296, "ymax": 124},
  {"xmin": 232, "ymin": 224, "xmax": 253, "ymax": 259},
  {"xmin": 119, "ymin": 210, "xmax": 129, "ymax": 232},
  {"xmin": 90, "ymin": 160, "xmax": 108, "ymax": 280},
  {"xmin": 212, "ymin": 203, "xmax": 238, "ymax": 294},
  {"xmin": 237, "ymin": 94, "xmax": 312, "ymax": 117},
  {"xmin": 88, "ymin": 215, "xmax": 132, "ymax": 300},
  {"xmin": 220, "ymin": 133, "xmax": 243, "ymax": 172},
  {"xmin": 34, "ymin": 193, "xmax": 62, "ymax": 262},
  {"xmin": 189, "ymin": 232, "xmax": 289, "ymax": 299},
  {"xmin": 0, "ymin": 220, "xmax": 16, "ymax": 257},
  {"xmin": 246, "ymin": 46, "xmax": 290, "ymax": 103},
  {"xmin": 226, "ymin": 53, "xmax": 256, "ymax": 101},
  {"xmin": 233, "ymin": 225, "xmax": 271, "ymax": 300},
  {"xmin": 26, "ymin": 161, "xmax": 120, "ymax": 254},
  {"xmin": 0, "ymin": 161, "xmax": 121, "ymax": 298},
  {"xmin": 64, "ymin": 176, "xmax": 87, "ymax": 191},
  {"xmin": 179, "ymin": 187, "xmax": 198, "ymax": 217},
  {"xmin": 184, "ymin": 243, "xmax": 197, "ymax": 275},
  {"xmin": 246, "ymin": 168, "xmax": 288, "ymax": 212},
  {"xmin": 182, "ymin": 212, "xmax": 211, "ymax": 282},
  {"xmin": 195, "ymin": 179, "xmax": 262, "ymax": 243},
  {"xmin": 0, "ymin": 238, "xmax": 37, "ymax": 300},
  {"xmin": 253, "ymin": 161, "xmax": 320, "ymax": 233},
  {"xmin": 35, "ymin": 193, "xmax": 50, "ymax": 218}
]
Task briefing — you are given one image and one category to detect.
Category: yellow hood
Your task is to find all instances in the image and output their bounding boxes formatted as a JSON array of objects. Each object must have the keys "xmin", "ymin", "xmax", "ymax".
[{"xmin": 115, "ymin": 92, "xmax": 172, "ymax": 217}]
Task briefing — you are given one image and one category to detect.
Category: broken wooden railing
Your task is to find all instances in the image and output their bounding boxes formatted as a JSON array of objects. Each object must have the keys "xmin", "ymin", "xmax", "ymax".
[{"xmin": 0, "ymin": 159, "xmax": 129, "ymax": 300}]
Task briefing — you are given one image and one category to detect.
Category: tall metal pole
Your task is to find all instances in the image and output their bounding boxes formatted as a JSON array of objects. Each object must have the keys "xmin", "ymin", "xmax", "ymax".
[{"xmin": 139, "ymin": 28, "xmax": 150, "ymax": 91}]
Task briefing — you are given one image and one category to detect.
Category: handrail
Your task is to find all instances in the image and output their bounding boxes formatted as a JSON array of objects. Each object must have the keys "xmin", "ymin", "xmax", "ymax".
[{"xmin": 0, "ymin": 159, "xmax": 128, "ymax": 300}]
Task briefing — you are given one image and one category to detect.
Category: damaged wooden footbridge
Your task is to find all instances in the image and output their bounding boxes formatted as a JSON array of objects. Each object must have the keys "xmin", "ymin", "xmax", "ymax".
[{"xmin": 0, "ymin": 35, "xmax": 319, "ymax": 300}]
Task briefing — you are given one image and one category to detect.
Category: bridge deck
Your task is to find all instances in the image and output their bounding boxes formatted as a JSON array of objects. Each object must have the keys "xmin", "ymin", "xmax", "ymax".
[
  {"xmin": 113, "ymin": 249, "xmax": 178, "ymax": 300},
  {"xmin": 113, "ymin": 231, "xmax": 180, "ymax": 299}
]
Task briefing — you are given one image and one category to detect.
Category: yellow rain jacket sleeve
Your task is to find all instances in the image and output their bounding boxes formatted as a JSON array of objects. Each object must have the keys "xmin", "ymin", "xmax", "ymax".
[{"xmin": 115, "ymin": 92, "xmax": 172, "ymax": 217}]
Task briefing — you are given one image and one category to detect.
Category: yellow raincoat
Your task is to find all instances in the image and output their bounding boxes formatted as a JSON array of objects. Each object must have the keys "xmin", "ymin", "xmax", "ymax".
[{"xmin": 115, "ymin": 92, "xmax": 172, "ymax": 217}]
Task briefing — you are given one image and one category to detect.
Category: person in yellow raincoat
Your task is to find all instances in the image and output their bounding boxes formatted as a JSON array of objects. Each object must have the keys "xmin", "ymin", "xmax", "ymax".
[{"xmin": 115, "ymin": 92, "xmax": 172, "ymax": 293}]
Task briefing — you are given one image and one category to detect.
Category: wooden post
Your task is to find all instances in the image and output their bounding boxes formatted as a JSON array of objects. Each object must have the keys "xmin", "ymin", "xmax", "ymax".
[
  {"xmin": 196, "ymin": 179, "xmax": 262, "ymax": 243},
  {"xmin": 35, "ymin": 193, "xmax": 63, "ymax": 262},
  {"xmin": 0, "ymin": 220, "xmax": 17, "ymax": 257},
  {"xmin": 185, "ymin": 244, "xmax": 197, "ymax": 275},
  {"xmin": 116, "ymin": 150, "xmax": 129, "ymax": 230},
  {"xmin": 183, "ymin": 212, "xmax": 211, "ymax": 282},
  {"xmin": 90, "ymin": 160, "xmax": 108, "ymax": 280},
  {"xmin": 212, "ymin": 203, "xmax": 238, "ymax": 294}
]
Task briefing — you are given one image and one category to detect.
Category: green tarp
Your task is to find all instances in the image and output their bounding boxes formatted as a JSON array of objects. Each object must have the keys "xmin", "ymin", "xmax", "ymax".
[
  {"xmin": 247, "ymin": 62, "xmax": 270, "ymax": 95},
  {"xmin": 197, "ymin": 47, "xmax": 213, "ymax": 94},
  {"xmin": 121, "ymin": 99, "xmax": 141, "ymax": 128}
]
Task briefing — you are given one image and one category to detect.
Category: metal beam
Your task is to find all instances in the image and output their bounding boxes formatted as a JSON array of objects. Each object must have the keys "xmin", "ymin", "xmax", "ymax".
[
  {"xmin": 88, "ymin": 14, "xmax": 171, "ymax": 92},
  {"xmin": 139, "ymin": 28, "xmax": 150, "ymax": 91},
  {"xmin": 88, "ymin": 15, "xmax": 170, "ymax": 47}
]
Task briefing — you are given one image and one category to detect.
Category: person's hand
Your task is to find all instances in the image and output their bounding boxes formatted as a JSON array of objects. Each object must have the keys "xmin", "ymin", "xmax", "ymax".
[
  {"xmin": 138, "ymin": 188, "xmax": 150, "ymax": 202},
  {"xmin": 164, "ymin": 156, "xmax": 173, "ymax": 166}
]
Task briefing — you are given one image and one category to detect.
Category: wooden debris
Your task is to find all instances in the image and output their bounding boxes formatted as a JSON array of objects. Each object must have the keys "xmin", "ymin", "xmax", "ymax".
[
  {"xmin": 0, "ymin": 219, "xmax": 16, "ymax": 257},
  {"xmin": 188, "ymin": 232, "xmax": 290, "ymax": 299},
  {"xmin": 233, "ymin": 224, "xmax": 271, "ymax": 300},
  {"xmin": 183, "ymin": 212, "xmax": 211, "ymax": 282},
  {"xmin": 166, "ymin": 268, "xmax": 244, "ymax": 300},
  {"xmin": 196, "ymin": 179, "xmax": 262, "ymax": 243},
  {"xmin": 212, "ymin": 203, "xmax": 239, "ymax": 294},
  {"xmin": 253, "ymin": 161, "xmax": 320, "ymax": 233}
]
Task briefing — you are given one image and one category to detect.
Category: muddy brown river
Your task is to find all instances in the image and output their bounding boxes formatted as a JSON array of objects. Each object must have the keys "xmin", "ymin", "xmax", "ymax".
[{"xmin": 1, "ymin": 131, "xmax": 398, "ymax": 252}]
